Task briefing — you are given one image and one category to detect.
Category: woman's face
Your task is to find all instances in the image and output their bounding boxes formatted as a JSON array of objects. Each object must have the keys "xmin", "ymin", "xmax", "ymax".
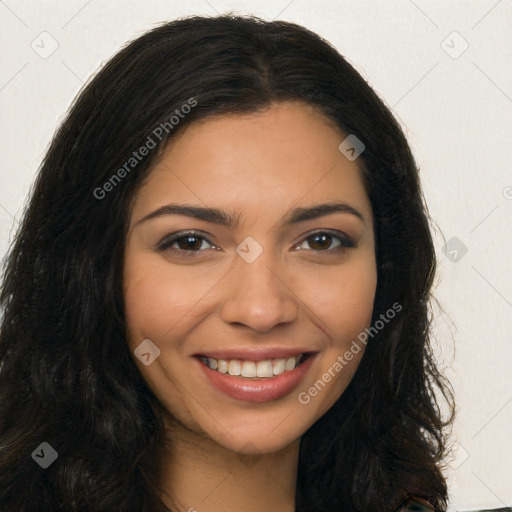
[{"xmin": 123, "ymin": 101, "xmax": 377, "ymax": 454}]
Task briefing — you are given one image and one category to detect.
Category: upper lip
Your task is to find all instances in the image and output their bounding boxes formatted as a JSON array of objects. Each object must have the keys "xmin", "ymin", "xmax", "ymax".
[{"xmin": 193, "ymin": 348, "xmax": 316, "ymax": 361}]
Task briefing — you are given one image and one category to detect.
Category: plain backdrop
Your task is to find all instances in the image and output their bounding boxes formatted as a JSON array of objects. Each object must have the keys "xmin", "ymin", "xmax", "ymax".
[{"xmin": 1, "ymin": 1, "xmax": 511, "ymax": 510}]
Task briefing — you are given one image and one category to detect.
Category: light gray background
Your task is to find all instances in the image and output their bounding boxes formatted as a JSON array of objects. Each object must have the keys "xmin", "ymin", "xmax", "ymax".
[{"xmin": 1, "ymin": 1, "xmax": 511, "ymax": 510}]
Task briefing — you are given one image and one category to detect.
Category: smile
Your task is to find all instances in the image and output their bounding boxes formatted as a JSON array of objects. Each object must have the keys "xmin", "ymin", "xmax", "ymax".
[
  {"xmin": 199, "ymin": 354, "xmax": 304, "ymax": 378},
  {"xmin": 196, "ymin": 352, "xmax": 316, "ymax": 403}
]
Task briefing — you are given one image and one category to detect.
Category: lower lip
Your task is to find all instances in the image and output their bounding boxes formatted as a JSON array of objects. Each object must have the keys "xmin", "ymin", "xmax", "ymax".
[{"xmin": 197, "ymin": 355, "xmax": 316, "ymax": 403}]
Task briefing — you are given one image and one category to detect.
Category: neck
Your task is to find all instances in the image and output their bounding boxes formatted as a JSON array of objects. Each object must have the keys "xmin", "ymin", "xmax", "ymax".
[{"xmin": 157, "ymin": 418, "xmax": 299, "ymax": 512}]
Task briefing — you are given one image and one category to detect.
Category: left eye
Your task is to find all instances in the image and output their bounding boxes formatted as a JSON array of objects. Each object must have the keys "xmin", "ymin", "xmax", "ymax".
[{"xmin": 295, "ymin": 231, "xmax": 354, "ymax": 252}]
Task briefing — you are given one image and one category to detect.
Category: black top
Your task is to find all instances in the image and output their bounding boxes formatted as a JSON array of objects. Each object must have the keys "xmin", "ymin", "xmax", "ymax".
[{"xmin": 397, "ymin": 498, "xmax": 512, "ymax": 512}]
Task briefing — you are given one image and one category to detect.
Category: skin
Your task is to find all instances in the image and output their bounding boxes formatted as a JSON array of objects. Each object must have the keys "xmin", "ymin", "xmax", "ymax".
[{"xmin": 123, "ymin": 101, "xmax": 377, "ymax": 512}]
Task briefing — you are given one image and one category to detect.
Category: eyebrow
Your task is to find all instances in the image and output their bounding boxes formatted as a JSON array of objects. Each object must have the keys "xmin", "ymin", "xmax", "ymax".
[{"xmin": 135, "ymin": 201, "xmax": 366, "ymax": 228}]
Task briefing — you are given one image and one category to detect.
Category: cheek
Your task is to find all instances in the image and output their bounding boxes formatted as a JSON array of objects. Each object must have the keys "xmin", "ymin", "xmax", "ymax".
[
  {"xmin": 306, "ymin": 256, "xmax": 377, "ymax": 345},
  {"xmin": 123, "ymin": 257, "xmax": 209, "ymax": 347},
  {"xmin": 295, "ymin": 259, "xmax": 376, "ymax": 416}
]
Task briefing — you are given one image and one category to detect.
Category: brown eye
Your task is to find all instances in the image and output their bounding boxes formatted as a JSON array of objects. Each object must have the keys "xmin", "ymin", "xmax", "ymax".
[
  {"xmin": 157, "ymin": 232, "xmax": 216, "ymax": 253},
  {"xmin": 308, "ymin": 233, "xmax": 335, "ymax": 251},
  {"xmin": 297, "ymin": 231, "xmax": 355, "ymax": 252},
  {"xmin": 176, "ymin": 235, "xmax": 204, "ymax": 251}
]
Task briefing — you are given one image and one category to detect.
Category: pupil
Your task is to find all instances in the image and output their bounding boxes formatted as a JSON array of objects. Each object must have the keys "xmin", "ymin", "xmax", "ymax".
[
  {"xmin": 310, "ymin": 234, "xmax": 330, "ymax": 250},
  {"xmin": 179, "ymin": 236, "xmax": 201, "ymax": 251}
]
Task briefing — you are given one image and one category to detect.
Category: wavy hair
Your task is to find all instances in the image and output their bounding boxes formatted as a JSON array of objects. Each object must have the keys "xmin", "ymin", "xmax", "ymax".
[{"xmin": 0, "ymin": 14, "xmax": 454, "ymax": 512}]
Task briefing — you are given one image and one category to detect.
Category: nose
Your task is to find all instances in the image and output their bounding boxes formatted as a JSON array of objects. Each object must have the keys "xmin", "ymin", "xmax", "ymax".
[{"xmin": 220, "ymin": 250, "xmax": 299, "ymax": 334}]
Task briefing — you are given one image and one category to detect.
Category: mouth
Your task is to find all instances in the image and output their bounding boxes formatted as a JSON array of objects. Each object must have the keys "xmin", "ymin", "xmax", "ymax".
[
  {"xmin": 198, "ymin": 352, "xmax": 312, "ymax": 378},
  {"xmin": 195, "ymin": 352, "xmax": 317, "ymax": 403}
]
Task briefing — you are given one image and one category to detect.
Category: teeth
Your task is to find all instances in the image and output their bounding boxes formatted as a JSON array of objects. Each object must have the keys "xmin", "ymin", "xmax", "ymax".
[
  {"xmin": 285, "ymin": 356, "xmax": 296, "ymax": 371},
  {"xmin": 272, "ymin": 358, "xmax": 285, "ymax": 375},
  {"xmin": 228, "ymin": 360, "xmax": 241, "ymax": 376},
  {"xmin": 241, "ymin": 361, "xmax": 256, "ymax": 377},
  {"xmin": 256, "ymin": 360, "xmax": 273, "ymax": 377},
  {"xmin": 202, "ymin": 354, "xmax": 305, "ymax": 378},
  {"xmin": 217, "ymin": 359, "xmax": 228, "ymax": 374}
]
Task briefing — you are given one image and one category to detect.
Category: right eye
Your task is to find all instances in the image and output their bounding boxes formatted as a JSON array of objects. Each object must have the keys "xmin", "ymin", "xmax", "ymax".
[{"xmin": 156, "ymin": 231, "xmax": 219, "ymax": 255}]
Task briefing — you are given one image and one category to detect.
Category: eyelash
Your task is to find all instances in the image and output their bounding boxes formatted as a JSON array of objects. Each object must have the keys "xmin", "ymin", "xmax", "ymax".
[{"xmin": 156, "ymin": 229, "xmax": 356, "ymax": 256}]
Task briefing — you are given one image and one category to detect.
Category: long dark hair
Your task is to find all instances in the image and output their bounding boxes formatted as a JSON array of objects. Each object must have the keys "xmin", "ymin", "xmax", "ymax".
[{"xmin": 0, "ymin": 14, "xmax": 454, "ymax": 512}]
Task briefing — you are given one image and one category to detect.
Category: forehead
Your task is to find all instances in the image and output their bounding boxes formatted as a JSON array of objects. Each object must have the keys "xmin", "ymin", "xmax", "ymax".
[{"xmin": 132, "ymin": 101, "xmax": 372, "ymax": 225}]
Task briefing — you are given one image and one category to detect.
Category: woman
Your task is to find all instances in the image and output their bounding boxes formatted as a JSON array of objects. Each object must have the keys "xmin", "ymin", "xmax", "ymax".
[{"xmin": 0, "ymin": 14, "xmax": 454, "ymax": 512}]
